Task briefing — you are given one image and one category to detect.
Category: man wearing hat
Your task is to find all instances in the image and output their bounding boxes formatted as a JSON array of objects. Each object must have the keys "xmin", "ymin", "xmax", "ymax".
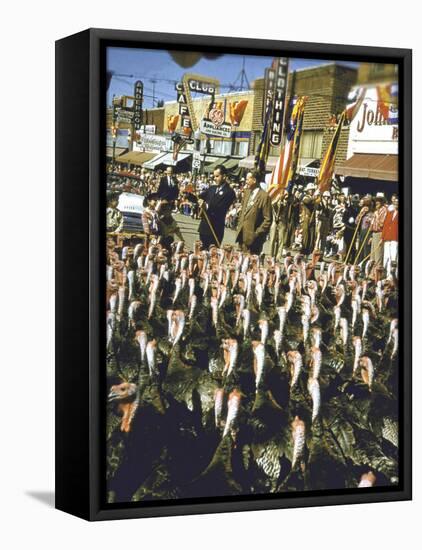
[
  {"xmin": 315, "ymin": 190, "xmax": 333, "ymax": 256},
  {"xmin": 301, "ymin": 182, "xmax": 317, "ymax": 255},
  {"xmin": 354, "ymin": 194, "xmax": 374, "ymax": 264},
  {"xmin": 369, "ymin": 193, "xmax": 388, "ymax": 266}
]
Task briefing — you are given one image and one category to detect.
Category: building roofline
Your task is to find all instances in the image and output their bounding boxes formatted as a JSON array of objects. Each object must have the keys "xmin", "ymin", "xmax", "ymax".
[
  {"xmin": 292, "ymin": 61, "xmax": 358, "ymax": 73},
  {"xmin": 164, "ymin": 89, "xmax": 254, "ymax": 105}
]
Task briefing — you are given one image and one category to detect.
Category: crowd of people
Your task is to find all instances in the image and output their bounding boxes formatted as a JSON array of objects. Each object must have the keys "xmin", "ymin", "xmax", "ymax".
[{"xmin": 106, "ymin": 161, "xmax": 399, "ymax": 272}]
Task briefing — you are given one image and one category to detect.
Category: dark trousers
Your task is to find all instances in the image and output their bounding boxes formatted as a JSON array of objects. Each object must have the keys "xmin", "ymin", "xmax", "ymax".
[{"xmin": 199, "ymin": 232, "xmax": 221, "ymax": 249}]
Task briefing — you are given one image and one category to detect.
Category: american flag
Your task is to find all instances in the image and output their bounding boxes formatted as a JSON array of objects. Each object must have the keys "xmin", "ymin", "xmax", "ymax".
[{"xmin": 254, "ymin": 98, "xmax": 273, "ymax": 174}]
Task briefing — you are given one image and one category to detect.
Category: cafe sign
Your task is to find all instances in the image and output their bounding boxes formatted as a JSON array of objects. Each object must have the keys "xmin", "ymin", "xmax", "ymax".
[{"xmin": 175, "ymin": 74, "xmax": 220, "ymax": 133}]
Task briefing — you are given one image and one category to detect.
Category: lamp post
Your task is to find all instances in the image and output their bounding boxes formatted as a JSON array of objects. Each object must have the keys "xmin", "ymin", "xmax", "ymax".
[{"xmin": 193, "ymin": 128, "xmax": 201, "ymax": 181}]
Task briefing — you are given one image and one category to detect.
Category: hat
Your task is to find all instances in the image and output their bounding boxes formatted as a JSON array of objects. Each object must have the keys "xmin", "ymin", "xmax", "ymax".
[
  {"xmin": 352, "ymin": 194, "xmax": 360, "ymax": 201},
  {"xmin": 322, "ymin": 191, "xmax": 331, "ymax": 197},
  {"xmin": 376, "ymin": 192, "xmax": 385, "ymax": 198},
  {"xmin": 305, "ymin": 183, "xmax": 316, "ymax": 191}
]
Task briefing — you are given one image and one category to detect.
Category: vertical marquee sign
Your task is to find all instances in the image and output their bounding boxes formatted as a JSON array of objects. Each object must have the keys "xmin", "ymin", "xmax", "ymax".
[
  {"xmin": 133, "ymin": 80, "xmax": 144, "ymax": 131},
  {"xmin": 175, "ymin": 80, "xmax": 192, "ymax": 135},
  {"xmin": 263, "ymin": 58, "xmax": 289, "ymax": 146},
  {"xmin": 270, "ymin": 58, "xmax": 289, "ymax": 146},
  {"xmin": 262, "ymin": 66, "xmax": 276, "ymax": 124}
]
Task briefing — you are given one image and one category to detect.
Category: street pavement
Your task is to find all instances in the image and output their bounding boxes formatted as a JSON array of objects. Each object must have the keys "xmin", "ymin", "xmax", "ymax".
[{"xmin": 174, "ymin": 212, "xmax": 271, "ymax": 255}]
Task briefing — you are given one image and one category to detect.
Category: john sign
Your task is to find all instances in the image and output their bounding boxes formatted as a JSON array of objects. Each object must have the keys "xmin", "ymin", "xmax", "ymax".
[{"xmin": 347, "ymin": 84, "xmax": 399, "ymax": 156}]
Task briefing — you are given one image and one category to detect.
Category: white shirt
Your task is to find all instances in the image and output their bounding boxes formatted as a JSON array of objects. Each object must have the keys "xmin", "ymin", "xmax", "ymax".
[{"xmin": 247, "ymin": 187, "xmax": 260, "ymax": 208}]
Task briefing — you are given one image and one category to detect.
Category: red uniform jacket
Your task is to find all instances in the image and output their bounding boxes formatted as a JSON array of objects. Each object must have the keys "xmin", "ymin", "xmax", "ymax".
[{"xmin": 382, "ymin": 208, "xmax": 398, "ymax": 242}]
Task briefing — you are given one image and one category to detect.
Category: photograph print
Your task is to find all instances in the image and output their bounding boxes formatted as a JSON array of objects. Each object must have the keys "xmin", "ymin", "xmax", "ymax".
[{"xmin": 105, "ymin": 45, "xmax": 400, "ymax": 505}]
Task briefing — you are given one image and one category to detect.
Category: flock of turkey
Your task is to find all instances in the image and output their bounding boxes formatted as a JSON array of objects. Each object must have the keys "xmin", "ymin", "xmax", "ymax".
[{"xmin": 106, "ymin": 238, "xmax": 399, "ymax": 503}]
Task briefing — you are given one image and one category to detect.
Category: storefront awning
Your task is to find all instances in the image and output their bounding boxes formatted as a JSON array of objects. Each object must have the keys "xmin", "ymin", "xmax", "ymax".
[
  {"xmin": 143, "ymin": 152, "xmax": 191, "ymax": 169},
  {"xmin": 238, "ymin": 155, "xmax": 278, "ymax": 170},
  {"xmin": 142, "ymin": 153, "xmax": 168, "ymax": 169},
  {"xmin": 159, "ymin": 152, "xmax": 191, "ymax": 166},
  {"xmin": 336, "ymin": 154, "xmax": 398, "ymax": 182},
  {"xmin": 115, "ymin": 151, "xmax": 157, "ymax": 166},
  {"xmin": 204, "ymin": 156, "xmax": 240, "ymax": 173}
]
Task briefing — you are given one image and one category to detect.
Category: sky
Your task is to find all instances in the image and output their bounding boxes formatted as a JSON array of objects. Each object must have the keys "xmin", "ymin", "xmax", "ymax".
[{"xmin": 106, "ymin": 47, "xmax": 359, "ymax": 109}]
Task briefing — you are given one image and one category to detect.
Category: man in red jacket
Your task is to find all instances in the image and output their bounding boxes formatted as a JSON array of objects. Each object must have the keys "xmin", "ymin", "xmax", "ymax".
[{"xmin": 382, "ymin": 194, "xmax": 399, "ymax": 268}]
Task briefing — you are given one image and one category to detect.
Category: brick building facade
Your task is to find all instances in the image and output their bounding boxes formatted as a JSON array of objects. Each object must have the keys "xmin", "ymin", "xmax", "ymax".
[
  {"xmin": 250, "ymin": 63, "xmax": 357, "ymax": 171},
  {"xmin": 106, "ymin": 62, "xmax": 359, "ymax": 174}
]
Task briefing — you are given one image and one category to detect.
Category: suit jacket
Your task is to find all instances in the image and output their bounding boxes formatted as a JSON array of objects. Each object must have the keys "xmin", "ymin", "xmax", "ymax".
[
  {"xmin": 235, "ymin": 187, "xmax": 272, "ymax": 247},
  {"xmin": 157, "ymin": 175, "xmax": 179, "ymax": 201},
  {"xmin": 198, "ymin": 183, "xmax": 236, "ymax": 239},
  {"xmin": 382, "ymin": 208, "xmax": 398, "ymax": 242}
]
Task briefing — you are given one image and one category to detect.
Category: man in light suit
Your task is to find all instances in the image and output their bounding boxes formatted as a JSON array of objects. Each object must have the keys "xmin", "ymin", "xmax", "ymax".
[
  {"xmin": 235, "ymin": 170, "xmax": 272, "ymax": 255},
  {"xmin": 198, "ymin": 165, "xmax": 236, "ymax": 249},
  {"xmin": 157, "ymin": 166, "xmax": 179, "ymax": 202}
]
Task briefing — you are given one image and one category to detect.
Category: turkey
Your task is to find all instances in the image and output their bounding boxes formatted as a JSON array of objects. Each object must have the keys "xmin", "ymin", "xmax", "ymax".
[{"xmin": 106, "ymin": 237, "xmax": 399, "ymax": 502}]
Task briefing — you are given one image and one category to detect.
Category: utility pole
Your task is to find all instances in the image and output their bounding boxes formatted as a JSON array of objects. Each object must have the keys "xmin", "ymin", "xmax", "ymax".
[{"xmin": 150, "ymin": 78, "xmax": 157, "ymax": 107}]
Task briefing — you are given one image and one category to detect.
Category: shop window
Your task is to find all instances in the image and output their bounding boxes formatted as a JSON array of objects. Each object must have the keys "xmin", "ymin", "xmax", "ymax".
[
  {"xmin": 234, "ymin": 141, "xmax": 249, "ymax": 157},
  {"xmin": 211, "ymin": 140, "xmax": 232, "ymax": 155},
  {"xmin": 300, "ymin": 130, "xmax": 323, "ymax": 159}
]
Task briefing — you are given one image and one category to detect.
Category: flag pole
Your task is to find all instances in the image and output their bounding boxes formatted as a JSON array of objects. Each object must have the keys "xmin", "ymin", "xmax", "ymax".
[
  {"xmin": 353, "ymin": 225, "xmax": 372, "ymax": 265},
  {"xmin": 343, "ymin": 220, "xmax": 361, "ymax": 265},
  {"xmin": 199, "ymin": 203, "xmax": 221, "ymax": 248}
]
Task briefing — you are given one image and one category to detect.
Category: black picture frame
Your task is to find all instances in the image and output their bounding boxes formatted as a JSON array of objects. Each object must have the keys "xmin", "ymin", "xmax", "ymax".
[{"xmin": 55, "ymin": 28, "xmax": 412, "ymax": 521}]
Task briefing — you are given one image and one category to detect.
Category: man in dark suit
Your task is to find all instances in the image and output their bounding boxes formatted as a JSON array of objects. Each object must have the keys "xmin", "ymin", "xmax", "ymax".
[
  {"xmin": 157, "ymin": 166, "xmax": 179, "ymax": 202},
  {"xmin": 198, "ymin": 165, "xmax": 236, "ymax": 249},
  {"xmin": 235, "ymin": 170, "xmax": 272, "ymax": 255}
]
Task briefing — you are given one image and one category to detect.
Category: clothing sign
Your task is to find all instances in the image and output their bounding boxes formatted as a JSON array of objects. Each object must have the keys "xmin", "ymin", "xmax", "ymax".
[{"xmin": 269, "ymin": 58, "xmax": 289, "ymax": 146}]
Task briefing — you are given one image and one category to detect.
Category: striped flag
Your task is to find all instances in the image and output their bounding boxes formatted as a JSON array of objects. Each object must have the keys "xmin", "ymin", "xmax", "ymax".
[
  {"xmin": 267, "ymin": 96, "xmax": 307, "ymax": 204},
  {"xmin": 377, "ymin": 83, "xmax": 398, "ymax": 123},
  {"xmin": 254, "ymin": 99, "xmax": 273, "ymax": 174},
  {"xmin": 317, "ymin": 110, "xmax": 346, "ymax": 193}
]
